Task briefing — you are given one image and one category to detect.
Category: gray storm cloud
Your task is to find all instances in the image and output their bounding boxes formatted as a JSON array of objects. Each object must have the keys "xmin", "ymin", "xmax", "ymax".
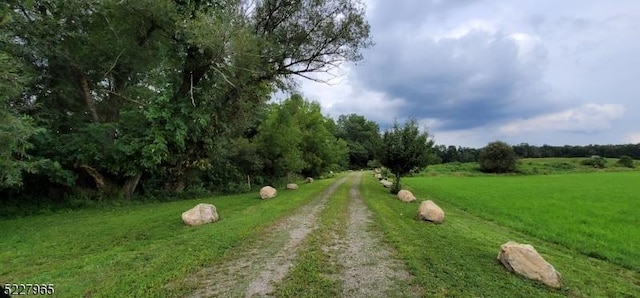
[{"xmin": 354, "ymin": 29, "xmax": 554, "ymax": 130}]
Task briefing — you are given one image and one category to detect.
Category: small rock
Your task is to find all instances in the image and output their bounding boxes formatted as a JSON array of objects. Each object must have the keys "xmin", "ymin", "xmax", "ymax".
[
  {"xmin": 305, "ymin": 177, "xmax": 314, "ymax": 183},
  {"xmin": 397, "ymin": 189, "xmax": 416, "ymax": 202},
  {"xmin": 286, "ymin": 183, "xmax": 299, "ymax": 190},
  {"xmin": 259, "ymin": 186, "xmax": 277, "ymax": 199},
  {"xmin": 497, "ymin": 241, "xmax": 563, "ymax": 288},
  {"xmin": 182, "ymin": 203, "xmax": 219, "ymax": 226},
  {"xmin": 380, "ymin": 180, "xmax": 393, "ymax": 188},
  {"xmin": 417, "ymin": 200, "xmax": 445, "ymax": 223},
  {"xmin": 374, "ymin": 173, "xmax": 383, "ymax": 180}
]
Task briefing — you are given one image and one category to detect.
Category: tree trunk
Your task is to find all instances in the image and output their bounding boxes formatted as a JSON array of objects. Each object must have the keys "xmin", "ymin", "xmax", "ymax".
[
  {"xmin": 78, "ymin": 73, "xmax": 100, "ymax": 123},
  {"xmin": 78, "ymin": 164, "xmax": 105, "ymax": 190},
  {"xmin": 122, "ymin": 172, "xmax": 142, "ymax": 200}
]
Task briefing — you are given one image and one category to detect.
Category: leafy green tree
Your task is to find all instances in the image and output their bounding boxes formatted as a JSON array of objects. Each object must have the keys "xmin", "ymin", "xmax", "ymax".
[
  {"xmin": 3, "ymin": 0, "xmax": 371, "ymax": 199},
  {"xmin": 617, "ymin": 155, "xmax": 635, "ymax": 168},
  {"xmin": 256, "ymin": 101, "xmax": 306, "ymax": 181},
  {"xmin": 0, "ymin": 31, "xmax": 74, "ymax": 191},
  {"xmin": 256, "ymin": 94, "xmax": 348, "ymax": 181},
  {"xmin": 0, "ymin": 49, "xmax": 39, "ymax": 189},
  {"xmin": 336, "ymin": 113, "xmax": 382, "ymax": 169},
  {"xmin": 479, "ymin": 141, "xmax": 517, "ymax": 173},
  {"xmin": 380, "ymin": 119, "xmax": 434, "ymax": 193}
]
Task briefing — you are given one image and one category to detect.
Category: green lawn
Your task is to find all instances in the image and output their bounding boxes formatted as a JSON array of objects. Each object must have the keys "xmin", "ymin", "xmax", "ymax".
[
  {"xmin": 0, "ymin": 177, "xmax": 339, "ymax": 297},
  {"xmin": 403, "ymin": 171, "xmax": 640, "ymax": 271},
  {"xmin": 361, "ymin": 174, "xmax": 640, "ymax": 297}
]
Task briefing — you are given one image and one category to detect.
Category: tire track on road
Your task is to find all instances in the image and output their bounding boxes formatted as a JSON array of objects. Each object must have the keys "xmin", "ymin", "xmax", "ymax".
[
  {"xmin": 184, "ymin": 176, "xmax": 349, "ymax": 298},
  {"xmin": 335, "ymin": 172, "xmax": 422, "ymax": 297}
]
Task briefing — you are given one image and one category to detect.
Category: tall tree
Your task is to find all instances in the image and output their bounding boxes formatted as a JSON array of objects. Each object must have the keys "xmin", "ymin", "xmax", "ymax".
[
  {"xmin": 3, "ymin": 0, "xmax": 371, "ymax": 198},
  {"xmin": 256, "ymin": 94, "xmax": 348, "ymax": 181},
  {"xmin": 336, "ymin": 113, "xmax": 381, "ymax": 169},
  {"xmin": 380, "ymin": 119, "xmax": 434, "ymax": 193}
]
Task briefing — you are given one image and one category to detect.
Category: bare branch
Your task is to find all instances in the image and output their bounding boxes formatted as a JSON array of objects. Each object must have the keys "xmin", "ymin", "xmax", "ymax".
[{"xmin": 103, "ymin": 48, "xmax": 126, "ymax": 78}]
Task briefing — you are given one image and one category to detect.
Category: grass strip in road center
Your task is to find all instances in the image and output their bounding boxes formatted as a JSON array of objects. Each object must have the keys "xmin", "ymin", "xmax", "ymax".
[{"xmin": 274, "ymin": 174, "xmax": 353, "ymax": 297}]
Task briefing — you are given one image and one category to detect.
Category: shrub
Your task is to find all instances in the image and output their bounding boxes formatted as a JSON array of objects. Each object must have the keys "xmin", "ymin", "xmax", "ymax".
[
  {"xmin": 581, "ymin": 156, "xmax": 607, "ymax": 168},
  {"xmin": 617, "ymin": 155, "xmax": 635, "ymax": 168},
  {"xmin": 367, "ymin": 159, "xmax": 382, "ymax": 169},
  {"xmin": 390, "ymin": 179, "xmax": 401, "ymax": 195},
  {"xmin": 478, "ymin": 141, "xmax": 517, "ymax": 173}
]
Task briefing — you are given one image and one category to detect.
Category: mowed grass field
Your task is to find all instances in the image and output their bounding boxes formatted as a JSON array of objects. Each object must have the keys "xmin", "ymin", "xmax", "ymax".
[
  {"xmin": 361, "ymin": 173, "xmax": 640, "ymax": 297},
  {"xmin": 0, "ymin": 176, "xmax": 340, "ymax": 297},
  {"xmin": 403, "ymin": 171, "xmax": 640, "ymax": 271}
]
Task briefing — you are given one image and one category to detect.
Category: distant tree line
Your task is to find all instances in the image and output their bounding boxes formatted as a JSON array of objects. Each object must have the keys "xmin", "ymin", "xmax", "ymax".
[
  {"xmin": 511, "ymin": 143, "xmax": 640, "ymax": 159},
  {"xmin": 433, "ymin": 143, "xmax": 640, "ymax": 164}
]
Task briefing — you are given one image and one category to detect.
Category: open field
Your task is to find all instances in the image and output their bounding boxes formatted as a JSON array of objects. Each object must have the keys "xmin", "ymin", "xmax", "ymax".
[
  {"xmin": 403, "ymin": 171, "xmax": 640, "ymax": 271},
  {"xmin": 0, "ymin": 177, "xmax": 340, "ymax": 297},
  {"xmin": 362, "ymin": 174, "xmax": 640, "ymax": 297}
]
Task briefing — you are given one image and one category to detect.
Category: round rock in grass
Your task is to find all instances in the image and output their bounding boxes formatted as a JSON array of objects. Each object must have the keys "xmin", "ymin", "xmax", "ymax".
[
  {"xmin": 497, "ymin": 241, "xmax": 563, "ymax": 288},
  {"xmin": 259, "ymin": 186, "xmax": 277, "ymax": 199},
  {"xmin": 305, "ymin": 177, "xmax": 314, "ymax": 183},
  {"xmin": 286, "ymin": 183, "xmax": 299, "ymax": 190},
  {"xmin": 417, "ymin": 200, "xmax": 444, "ymax": 223},
  {"xmin": 397, "ymin": 189, "xmax": 416, "ymax": 202},
  {"xmin": 380, "ymin": 180, "xmax": 393, "ymax": 188},
  {"xmin": 182, "ymin": 203, "xmax": 219, "ymax": 226}
]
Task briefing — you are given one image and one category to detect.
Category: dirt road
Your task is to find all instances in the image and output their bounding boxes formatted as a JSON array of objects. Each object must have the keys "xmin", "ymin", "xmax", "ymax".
[{"xmin": 184, "ymin": 172, "xmax": 419, "ymax": 297}]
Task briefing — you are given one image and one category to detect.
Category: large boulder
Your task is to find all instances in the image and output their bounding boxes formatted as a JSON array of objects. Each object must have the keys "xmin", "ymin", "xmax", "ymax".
[
  {"xmin": 397, "ymin": 190, "xmax": 416, "ymax": 202},
  {"xmin": 497, "ymin": 242, "xmax": 563, "ymax": 288},
  {"xmin": 305, "ymin": 177, "xmax": 314, "ymax": 183},
  {"xmin": 417, "ymin": 200, "xmax": 445, "ymax": 223},
  {"xmin": 259, "ymin": 186, "xmax": 277, "ymax": 199},
  {"xmin": 182, "ymin": 203, "xmax": 219, "ymax": 226},
  {"xmin": 286, "ymin": 183, "xmax": 299, "ymax": 190}
]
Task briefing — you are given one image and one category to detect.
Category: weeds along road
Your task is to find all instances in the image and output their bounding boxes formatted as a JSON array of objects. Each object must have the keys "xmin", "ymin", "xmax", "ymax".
[{"xmin": 183, "ymin": 172, "xmax": 419, "ymax": 297}]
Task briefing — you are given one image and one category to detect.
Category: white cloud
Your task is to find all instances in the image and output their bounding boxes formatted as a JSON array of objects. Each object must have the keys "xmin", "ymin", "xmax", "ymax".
[
  {"xmin": 499, "ymin": 103, "xmax": 625, "ymax": 135},
  {"xmin": 299, "ymin": 72, "xmax": 406, "ymax": 124},
  {"xmin": 625, "ymin": 133, "xmax": 640, "ymax": 144},
  {"xmin": 439, "ymin": 19, "xmax": 500, "ymax": 40}
]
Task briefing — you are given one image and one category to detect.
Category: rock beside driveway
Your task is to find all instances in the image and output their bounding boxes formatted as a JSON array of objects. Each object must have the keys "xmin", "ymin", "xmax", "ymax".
[
  {"xmin": 260, "ymin": 186, "xmax": 277, "ymax": 199},
  {"xmin": 397, "ymin": 190, "xmax": 416, "ymax": 202},
  {"xmin": 417, "ymin": 200, "xmax": 444, "ymax": 223},
  {"xmin": 182, "ymin": 203, "xmax": 219, "ymax": 226},
  {"xmin": 497, "ymin": 241, "xmax": 563, "ymax": 288}
]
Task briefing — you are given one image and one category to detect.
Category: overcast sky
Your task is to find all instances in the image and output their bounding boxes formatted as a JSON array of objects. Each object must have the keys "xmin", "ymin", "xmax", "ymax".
[{"xmin": 298, "ymin": 0, "xmax": 640, "ymax": 148}]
